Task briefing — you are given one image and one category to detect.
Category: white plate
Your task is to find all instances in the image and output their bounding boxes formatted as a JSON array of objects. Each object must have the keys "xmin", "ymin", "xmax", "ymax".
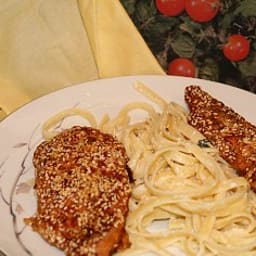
[{"xmin": 0, "ymin": 75, "xmax": 255, "ymax": 256}]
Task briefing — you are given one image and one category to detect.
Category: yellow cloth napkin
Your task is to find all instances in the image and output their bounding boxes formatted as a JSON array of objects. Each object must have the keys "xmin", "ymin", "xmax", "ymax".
[
  {"xmin": 0, "ymin": 0, "xmax": 164, "ymax": 119},
  {"xmin": 78, "ymin": 0, "xmax": 164, "ymax": 78}
]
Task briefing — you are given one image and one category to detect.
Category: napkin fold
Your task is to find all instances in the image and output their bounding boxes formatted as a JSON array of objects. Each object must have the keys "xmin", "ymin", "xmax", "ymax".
[
  {"xmin": 0, "ymin": 0, "xmax": 164, "ymax": 119},
  {"xmin": 78, "ymin": 0, "xmax": 164, "ymax": 78}
]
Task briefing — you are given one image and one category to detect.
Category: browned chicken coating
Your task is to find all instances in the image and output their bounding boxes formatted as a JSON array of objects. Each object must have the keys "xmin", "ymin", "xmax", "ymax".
[
  {"xmin": 185, "ymin": 85, "xmax": 256, "ymax": 192},
  {"xmin": 25, "ymin": 126, "xmax": 131, "ymax": 256}
]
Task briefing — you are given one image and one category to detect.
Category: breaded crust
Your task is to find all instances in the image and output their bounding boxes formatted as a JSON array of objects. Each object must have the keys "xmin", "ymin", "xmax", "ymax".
[
  {"xmin": 25, "ymin": 126, "xmax": 131, "ymax": 256},
  {"xmin": 185, "ymin": 85, "xmax": 256, "ymax": 192}
]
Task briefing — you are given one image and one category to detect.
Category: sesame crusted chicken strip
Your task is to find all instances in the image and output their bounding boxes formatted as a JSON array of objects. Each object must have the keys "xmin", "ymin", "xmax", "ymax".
[
  {"xmin": 185, "ymin": 85, "xmax": 256, "ymax": 192},
  {"xmin": 25, "ymin": 126, "xmax": 131, "ymax": 256}
]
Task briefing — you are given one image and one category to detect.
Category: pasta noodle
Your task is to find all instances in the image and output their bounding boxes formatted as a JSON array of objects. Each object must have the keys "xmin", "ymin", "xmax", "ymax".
[{"xmin": 42, "ymin": 82, "xmax": 256, "ymax": 256}]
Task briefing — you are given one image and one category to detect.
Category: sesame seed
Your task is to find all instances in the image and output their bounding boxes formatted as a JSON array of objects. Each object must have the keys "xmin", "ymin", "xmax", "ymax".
[
  {"xmin": 185, "ymin": 85, "xmax": 256, "ymax": 192},
  {"xmin": 24, "ymin": 126, "xmax": 131, "ymax": 255}
]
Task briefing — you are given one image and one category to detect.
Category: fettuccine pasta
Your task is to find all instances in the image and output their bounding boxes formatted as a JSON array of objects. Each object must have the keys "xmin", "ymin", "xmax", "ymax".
[{"xmin": 42, "ymin": 82, "xmax": 256, "ymax": 256}]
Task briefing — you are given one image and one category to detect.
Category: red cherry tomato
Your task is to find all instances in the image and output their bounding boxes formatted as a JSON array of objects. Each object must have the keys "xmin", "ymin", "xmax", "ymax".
[
  {"xmin": 167, "ymin": 58, "xmax": 196, "ymax": 77},
  {"xmin": 185, "ymin": 0, "xmax": 220, "ymax": 22},
  {"xmin": 156, "ymin": 0, "xmax": 185, "ymax": 16},
  {"xmin": 223, "ymin": 34, "xmax": 250, "ymax": 62}
]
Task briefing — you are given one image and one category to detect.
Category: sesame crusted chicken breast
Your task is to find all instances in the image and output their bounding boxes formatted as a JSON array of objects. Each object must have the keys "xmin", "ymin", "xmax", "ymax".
[
  {"xmin": 185, "ymin": 85, "xmax": 256, "ymax": 192},
  {"xmin": 25, "ymin": 126, "xmax": 131, "ymax": 256}
]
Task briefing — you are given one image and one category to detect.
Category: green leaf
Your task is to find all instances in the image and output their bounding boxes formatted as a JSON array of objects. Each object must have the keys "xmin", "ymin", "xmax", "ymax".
[
  {"xmin": 171, "ymin": 33, "xmax": 196, "ymax": 58},
  {"xmin": 234, "ymin": 0, "xmax": 256, "ymax": 17},
  {"xmin": 179, "ymin": 16, "xmax": 203, "ymax": 35},
  {"xmin": 198, "ymin": 58, "xmax": 219, "ymax": 81},
  {"xmin": 143, "ymin": 15, "xmax": 178, "ymax": 35},
  {"xmin": 218, "ymin": 12, "xmax": 234, "ymax": 31},
  {"xmin": 237, "ymin": 51, "xmax": 256, "ymax": 77},
  {"xmin": 252, "ymin": 41, "xmax": 256, "ymax": 51},
  {"xmin": 134, "ymin": 0, "xmax": 157, "ymax": 25},
  {"xmin": 120, "ymin": 0, "xmax": 137, "ymax": 16},
  {"xmin": 140, "ymin": 15, "xmax": 179, "ymax": 53}
]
